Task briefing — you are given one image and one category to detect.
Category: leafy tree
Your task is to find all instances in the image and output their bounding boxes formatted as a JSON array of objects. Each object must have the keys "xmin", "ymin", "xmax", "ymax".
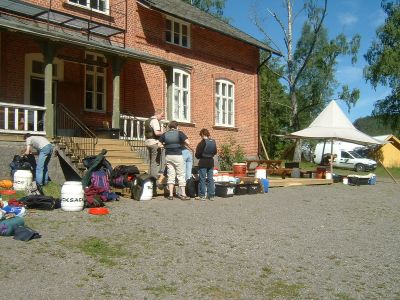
[
  {"xmin": 255, "ymin": 0, "xmax": 360, "ymax": 161},
  {"xmin": 354, "ymin": 116, "xmax": 400, "ymax": 137},
  {"xmin": 364, "ymin": 0, "xmax": 400, "ymax": 130},
  {"xmin": 259, "ymin": 55, "xmax": 291, "ymax": 159},
  {"xmin": 182, "ymin": 0, "xmax": 227, "ymax": 20}
]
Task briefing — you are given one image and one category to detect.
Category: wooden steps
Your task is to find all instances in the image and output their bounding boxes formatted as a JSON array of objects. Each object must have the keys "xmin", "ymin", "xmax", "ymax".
[{"xmin": 95, "ymin": 138, "xmax": 148, "ymax": 172}]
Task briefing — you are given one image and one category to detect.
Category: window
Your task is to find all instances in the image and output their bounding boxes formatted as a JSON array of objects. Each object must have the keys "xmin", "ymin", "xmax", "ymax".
[
  {"xmin": 85, "ymin": 52, "xmax": 106, "ymax": 112},
  {"xmin": 170, "ymin": 69, "xmax": 190, "ymax": 122},
  {"xmin": 68, "ymin": 0, "xmax": 108, "ymax": 14},
  {"xmin": 165, "ymin": 17, "xmax": 190, "ymax": 48},
  {"xmin": 215, "ymin": 79, "xmax": 234, "ymax": 126}
]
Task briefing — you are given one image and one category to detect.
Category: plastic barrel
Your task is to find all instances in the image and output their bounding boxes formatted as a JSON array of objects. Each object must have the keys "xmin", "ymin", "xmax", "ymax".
[
  {"xmin": 13, "ymin": 170, "xmax": 33, "ymax": 191},
  {"xmin": 140, "ymin": 180, "xmax": 153, "ymax": 201},
  {"xmin": 255, "ymin": 167, "xmax": 267, "ymax": 179},
  {"xmin": 233, "ymin": 163, "xmax": 247, "ymax": 177},
  {"xmin": 61, "ymin": 181, "xmax": 84, "ymax": 212}
]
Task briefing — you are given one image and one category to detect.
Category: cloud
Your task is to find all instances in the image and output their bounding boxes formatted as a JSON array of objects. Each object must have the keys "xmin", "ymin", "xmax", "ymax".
[
  {"xmin": 336, "ymin": 66, "xmax": 363, "ymax": 85},
  {"xmin": 369, "ymin": 10, "xmax": 386, "ymax": 27},
  {"xmin": 338, "ymin": 13, "xmax": 358, "ymax": 26}
]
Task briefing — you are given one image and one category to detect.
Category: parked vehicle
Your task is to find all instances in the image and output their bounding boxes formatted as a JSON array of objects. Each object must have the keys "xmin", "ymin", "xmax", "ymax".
[{"xmin": 313, "ymin": 141, "xmax": 377, "ymax": 172}]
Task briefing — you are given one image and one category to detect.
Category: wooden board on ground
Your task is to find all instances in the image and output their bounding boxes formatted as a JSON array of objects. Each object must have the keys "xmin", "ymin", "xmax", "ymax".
[
  {"xmin": 111, "ymin": 187, "xmax": 131, "ymax": 198},
  {"xmin": 269, "ymin": 177, "xmax": 333, "ymax": 187}
]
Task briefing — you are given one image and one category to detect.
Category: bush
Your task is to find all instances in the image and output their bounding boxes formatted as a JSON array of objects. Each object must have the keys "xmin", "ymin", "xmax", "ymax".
[{"xmin": 218, "ymin": 137, "xmax": 245, "ymax": 171}]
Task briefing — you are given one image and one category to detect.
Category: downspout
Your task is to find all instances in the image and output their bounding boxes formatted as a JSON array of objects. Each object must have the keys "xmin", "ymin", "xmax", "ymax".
[{"xmin": 257, "ymin": 50, "xmax": 272, "ymax": 158}]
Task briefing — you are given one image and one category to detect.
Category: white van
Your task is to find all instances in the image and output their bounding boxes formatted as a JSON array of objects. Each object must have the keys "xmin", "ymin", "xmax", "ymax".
[{"xmin": 313, "ymin": 141, "xmax": 377, "ymax": 172}]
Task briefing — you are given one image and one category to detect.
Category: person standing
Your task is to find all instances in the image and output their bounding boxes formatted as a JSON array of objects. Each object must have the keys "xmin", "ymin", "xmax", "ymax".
[
  {"xmin": 23, "ymin": 133, "xmax": 53, "ymax": 187},
  {"xmin": 158, "ymin": 121, "xmax": 190, "ymax": 200},
  {"xmin": 195, "ymin": 128, "xmax": 217, "ymax": 201},
  {"xmin": 181, "ymin": 145, "xmax": 193, "ymax": 181},
  {"xmin": 144, "ymin": 109, "xmax": 164, "ymax": 178}
]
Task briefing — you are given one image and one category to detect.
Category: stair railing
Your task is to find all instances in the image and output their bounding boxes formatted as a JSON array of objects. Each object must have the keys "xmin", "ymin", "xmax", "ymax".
[{"xmin": 56, "ymin": 103, "xmax": 97, "ymax": 157}]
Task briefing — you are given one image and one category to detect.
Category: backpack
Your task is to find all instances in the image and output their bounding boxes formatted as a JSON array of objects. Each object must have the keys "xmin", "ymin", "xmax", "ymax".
[
  {"xmin": 10, "ymin": 154, "xmax": 36, "ymax": 178},
  {"xmin": 20, "ymin": 195, "xmax": 59, "ymax": 210},
  {"xmin": 202, "ymin": 139, "xmax": 217, "ymax": 158},
  {"xmin": 144, "ymin": 117, "xmax": 158, "ymax": 139},
  {"xmin": 185, "ymin": 177, "xmax": 198, "ymax": 198},
  {"xmin": 110, "ymin": 165, "xmax": 140, "ymax": 188},
  {"xmin": 83, "ymin": 155, "xmax": 113, "ymax": 174},
  {"xmin": 87, "ymin": 170, "xmax": 118, "ymax": 203}
]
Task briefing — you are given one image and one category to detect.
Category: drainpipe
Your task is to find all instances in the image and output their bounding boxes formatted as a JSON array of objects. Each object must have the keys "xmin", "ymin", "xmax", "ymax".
[{"xmin": 256, "ymin": 50, "xmax": 272, "ymax": 159}]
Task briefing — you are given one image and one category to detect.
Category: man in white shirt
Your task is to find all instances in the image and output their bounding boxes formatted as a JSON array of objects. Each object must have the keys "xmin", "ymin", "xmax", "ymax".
[
  {"xmin": 144, "ymin": 109, "xmax": 165, "ymax": 178},
  {"xmin": 24, "ymin": 133, "xmax": 53, "ymax": 187}
]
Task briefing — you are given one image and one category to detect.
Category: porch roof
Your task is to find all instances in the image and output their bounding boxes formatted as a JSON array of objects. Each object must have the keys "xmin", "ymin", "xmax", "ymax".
[{"xmin": 0, "ymin": 14, "xmax": 191, "ymax": 70}]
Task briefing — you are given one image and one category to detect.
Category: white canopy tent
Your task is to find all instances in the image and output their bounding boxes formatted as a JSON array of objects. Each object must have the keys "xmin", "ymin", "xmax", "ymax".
[{"xmin": 286, "ymin": 100, "xmax": 382, "ymax": 175}]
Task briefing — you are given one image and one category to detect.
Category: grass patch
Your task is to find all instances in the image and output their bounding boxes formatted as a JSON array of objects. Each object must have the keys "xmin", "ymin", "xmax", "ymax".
[
  {"xmin": 62, "ymin": 236, "xmax": 128, "ymax": 266},
  {"xmin": 198, "ymin": 285, "xmax": 241, "ymax": 299},
  {"xmin": 334, "ymin": 292, "xmax": 356, "ymax": 300},
  {"xmin": 267, "ymin": 280, "xmax": 305, "ymax": 299},
  {"xmin": 144, "ymin": 284, "xmax": 177, "ymax": 297},
  {"xmin": 260, "ymin": 266, "xmax": 273, "ymax": 278}
]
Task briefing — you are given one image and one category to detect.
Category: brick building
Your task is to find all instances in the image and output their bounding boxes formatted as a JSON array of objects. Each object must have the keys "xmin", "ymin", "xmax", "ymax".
[{"xmin": 0, "ymin": 0, "xmax": 280, "ymax": 158}]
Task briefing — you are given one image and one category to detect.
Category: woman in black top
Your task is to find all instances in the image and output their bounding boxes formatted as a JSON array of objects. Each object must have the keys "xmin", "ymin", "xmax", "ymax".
[{"xmin": 195, "ymin": 128, "xmax": 217, "ymax": 200}]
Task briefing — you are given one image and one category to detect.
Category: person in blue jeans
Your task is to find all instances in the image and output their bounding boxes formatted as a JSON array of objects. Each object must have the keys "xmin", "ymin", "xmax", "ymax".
[
  {"xmin": 181, "ymin": 146, "xmax": 193, "ymax": 181},
  {"xmin": 195, "ymin": 128, "xmax": 217, "ymax": 201},
  {"xmin": 24, "ymin": 133, "xmax": 54, "ymax": 187}
]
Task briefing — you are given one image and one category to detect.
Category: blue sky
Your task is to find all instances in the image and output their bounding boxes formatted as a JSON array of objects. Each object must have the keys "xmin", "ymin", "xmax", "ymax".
[{"xmin": 223, "ymin": 0, "xmax": 390, "ymax": 122}]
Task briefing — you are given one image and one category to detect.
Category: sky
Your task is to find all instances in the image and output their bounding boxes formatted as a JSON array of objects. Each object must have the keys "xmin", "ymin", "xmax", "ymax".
[{"xmin": 223, "ymin": 0, "xmax": 390, "ymax": 122}]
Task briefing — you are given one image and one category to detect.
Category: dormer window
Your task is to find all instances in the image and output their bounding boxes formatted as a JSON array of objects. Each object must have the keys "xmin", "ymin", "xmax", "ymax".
[
  {"xmin": 165, "ymin": 17, "xmax": 190, "ymax": 48},
  {"xmin": 68, "ymin": 0, "xmax": 108, "ymax": 14}
]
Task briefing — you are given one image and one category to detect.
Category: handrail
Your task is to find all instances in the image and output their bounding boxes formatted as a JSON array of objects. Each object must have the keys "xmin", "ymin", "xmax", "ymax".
[{"xmin": 56, "ymin": 103, "xmax": 97, "ymax": 156}]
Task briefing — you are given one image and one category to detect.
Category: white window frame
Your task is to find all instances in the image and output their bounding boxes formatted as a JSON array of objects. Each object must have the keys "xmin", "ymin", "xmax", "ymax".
[
  {"xmin": 165, "ymin": 16, "xmax": 190, "ymax": 48},
  {"xmin": 171, "ymin": 69, "xmax": 190, "ymax": 122},
  {"xmin": 215, "ymin": 79, "xmax": 235, "ymax": 127},
  {"xmin": 68, "ymin": 0, "xmax": 109, "ymax": 15},
  {"xmin": 84, "ymin": 52, "xmax": 107, "ymax": 113}
]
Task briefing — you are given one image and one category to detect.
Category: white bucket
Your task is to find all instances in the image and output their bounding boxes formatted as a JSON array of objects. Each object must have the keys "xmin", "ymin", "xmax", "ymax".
[
  {"xmin": 325, "ymin": 172, "xmax": 332, "ymax": 180},
  {"xmin": 61, "ymin": 181, "xmax": 84, "ymax": 212},
  {"xmin": 343, "ymin": 177, "xmax": 348, "ymax": 185},
  {"xmin": 255, "ymin": 167, "xmax": 267, "ymax": 179},
  {"xmin": 140, "ymin": 180, "xmax": 153, "ymax": 201},
  {"xmin": 13, "ymin": 170, "xmax": 33, "ymax": 191}
]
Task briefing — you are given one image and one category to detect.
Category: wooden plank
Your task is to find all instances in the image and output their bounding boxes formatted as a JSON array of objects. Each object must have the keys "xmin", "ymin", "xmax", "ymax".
[{"xmin": 269, "ymin": 178, "xmax": 333, "ymax": 187}]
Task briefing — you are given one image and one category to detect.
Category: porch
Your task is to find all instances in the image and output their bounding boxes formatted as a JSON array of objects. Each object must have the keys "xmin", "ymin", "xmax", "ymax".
[{"xmin": 0, "ymin": 102, "xmax": 152, "ymax": 174}]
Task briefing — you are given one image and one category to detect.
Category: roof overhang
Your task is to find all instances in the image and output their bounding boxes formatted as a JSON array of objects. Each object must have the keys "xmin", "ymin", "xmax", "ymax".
[{"xmin": 0, "ymin": 15, "xmax": 191, "ymax": 70}]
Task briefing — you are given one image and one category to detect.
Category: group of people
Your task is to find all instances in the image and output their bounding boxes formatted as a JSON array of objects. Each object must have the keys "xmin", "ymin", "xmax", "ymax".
[{"xmin": 145, "ymin": 109, "xmax": 217, "ymax": 200}]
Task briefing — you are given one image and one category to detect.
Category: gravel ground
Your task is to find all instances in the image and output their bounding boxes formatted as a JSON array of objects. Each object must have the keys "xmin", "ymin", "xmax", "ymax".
[{"xmin": 1, "ymin": 178, "xmax": 399, "ymax": 300}]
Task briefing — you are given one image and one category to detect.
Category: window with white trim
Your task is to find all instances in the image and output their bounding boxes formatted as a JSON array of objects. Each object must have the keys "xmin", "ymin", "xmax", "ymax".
[
  {"xmin": 215, "ymin": 79, "xmax": 234, "ymax": 126},
  {"xmin": 85, "ymin": 52, "xmax": 106, "ymax": 112},
  {"xmin": 68, "ymin": 0, "xmax": 108, "ymax": 14},
  {"xmin": 171, "ymin": 69, "xmax": 190, "ymax": 122},
  {"xmin": 165, "ymin": 17, "xmax": 190, "ymax": 48}
]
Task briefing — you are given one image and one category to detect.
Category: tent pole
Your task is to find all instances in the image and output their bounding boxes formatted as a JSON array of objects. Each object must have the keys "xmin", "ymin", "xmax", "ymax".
[
  {"xmin": 378, "ymin": 160, "xmax": 398, "ymax": 184},
  {"xmin": 260, "ymin": 136, "xmax": 270, "ymax": 160},
  {"xmin": 330, "ymin": 138, "xmax": 334, "ymax": 175}
]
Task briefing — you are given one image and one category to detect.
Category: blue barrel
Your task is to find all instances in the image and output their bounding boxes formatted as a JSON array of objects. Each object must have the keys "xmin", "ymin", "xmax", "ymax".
[{"xmin": 261, "ymin": 178, "xmax": 269, "ymax": 193}]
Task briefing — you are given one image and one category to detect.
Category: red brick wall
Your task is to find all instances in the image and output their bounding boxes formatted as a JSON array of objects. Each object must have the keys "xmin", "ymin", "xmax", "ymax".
[{"xmin": 2, "ymin": 0, "xmax": 261, "ymax": 157}]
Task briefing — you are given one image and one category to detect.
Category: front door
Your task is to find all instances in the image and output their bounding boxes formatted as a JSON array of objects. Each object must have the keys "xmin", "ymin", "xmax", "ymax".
[{"xmin": 29, "ymin": 77, "xmax": 57, "ymax": 130}]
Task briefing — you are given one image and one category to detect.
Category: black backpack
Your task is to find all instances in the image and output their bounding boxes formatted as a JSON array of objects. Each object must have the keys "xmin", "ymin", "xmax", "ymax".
[
  {"xmin": 202, "ymin": 139, "xmax": 217, "ymax": 158},
  {"xmin": 110, "ymin": 165, "xmax": 140, "ymax": 188},
  {"xmin": 185, "ymin": 177, "xmax": 198, "ymax": 198},
  {"xmin": 10, "ymin": 154, "xmax": 36, "ymax": 178},
  {"xmin": 20, "ymin": 195, "xmax": 60, "ymax": 210}
]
